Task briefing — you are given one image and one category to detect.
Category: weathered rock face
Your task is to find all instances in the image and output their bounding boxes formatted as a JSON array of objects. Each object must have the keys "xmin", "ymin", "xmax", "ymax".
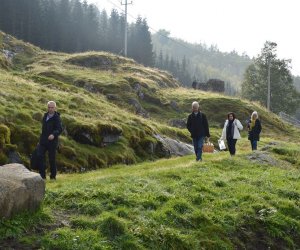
[
  {"xmin": 168, "ymin": 119, "xmax": 187, "ymax": 129},
  {"xmin": 128, "ymin": 98, "xmax": 149, "ymax": 118},
  {"xmin": 154, "ymin": 134, "xmax": 194, "ymax": 157},
  {"xmin": 66, "ymin": 55, "xmax": 112, "ymax": 69},
  {"xmin": 246, "ymin": 151, "xmax": 281, "ymax": 167},
  {"xmin": 0, "ymin": 164, "xmax": 45, "ymax": 218}
]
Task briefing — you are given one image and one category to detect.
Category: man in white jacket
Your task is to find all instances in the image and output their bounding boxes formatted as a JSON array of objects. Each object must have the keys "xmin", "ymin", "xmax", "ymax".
[{"xmin": 220, "ymin": 112, "xmax": 243, "ymax": 156}]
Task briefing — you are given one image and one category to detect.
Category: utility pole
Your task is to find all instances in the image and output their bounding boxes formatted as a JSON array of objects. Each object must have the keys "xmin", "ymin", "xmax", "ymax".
[
  {"xmin": 267, "ymin": 56, "xmax": 271, "ymax": 111},
  {"xmin": 121, "ymin": 0, "xmax": 132, "ymax": 57}
]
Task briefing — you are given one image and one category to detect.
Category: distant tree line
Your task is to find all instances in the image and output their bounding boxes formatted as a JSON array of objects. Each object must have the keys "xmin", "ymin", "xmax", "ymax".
[
  {"xmin": 155, "ymin": 50, "xmax": 191, "ymax": 85},
  {"xmin": 152, "ymin": 29, "xmax": 252, "ymax": 91},
  {"xmin": 0, "ymin": 0, "xmax": 154, "ymax": 66}
]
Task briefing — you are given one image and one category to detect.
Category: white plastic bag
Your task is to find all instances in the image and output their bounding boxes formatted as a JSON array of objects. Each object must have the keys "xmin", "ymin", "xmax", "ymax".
[{"xmin": 218, "ymin": 139, "xmax": 226, "ymax": 150}]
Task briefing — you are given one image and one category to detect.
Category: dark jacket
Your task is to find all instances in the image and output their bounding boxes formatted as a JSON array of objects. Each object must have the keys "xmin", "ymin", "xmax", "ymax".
[
  {"xmin": 187, "ymin": 112, "xmax": 210, "ymax": 138},
  {"xmin": 248, "ymin": 119, "xmax": 262, "ymax": 141},
  {"xmin": 39, "ymin": 112, "xmax": 63, "ymax": 146}
]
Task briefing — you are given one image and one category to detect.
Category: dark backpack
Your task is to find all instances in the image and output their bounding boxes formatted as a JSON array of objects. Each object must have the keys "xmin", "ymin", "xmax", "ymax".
[{"xmin": 30, "ymin": 147, "xmax": 39, "ymax": 170}]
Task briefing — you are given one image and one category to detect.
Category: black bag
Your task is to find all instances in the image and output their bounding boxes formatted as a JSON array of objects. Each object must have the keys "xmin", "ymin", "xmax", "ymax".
[{"xmin": 30, "ymin": 147, "xmax": 39, "ymax": 170}]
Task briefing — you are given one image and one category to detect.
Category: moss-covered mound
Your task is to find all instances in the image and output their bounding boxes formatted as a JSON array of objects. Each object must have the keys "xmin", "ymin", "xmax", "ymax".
[{"xmin": 0, "ymin": 31, "xmax": 299, "ymax": 172}]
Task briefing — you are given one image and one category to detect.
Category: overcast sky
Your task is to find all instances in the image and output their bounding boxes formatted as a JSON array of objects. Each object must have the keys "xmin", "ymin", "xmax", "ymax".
[{"xmin": 89, "ymin": 0, "xmax": 300, "ymax": 76}]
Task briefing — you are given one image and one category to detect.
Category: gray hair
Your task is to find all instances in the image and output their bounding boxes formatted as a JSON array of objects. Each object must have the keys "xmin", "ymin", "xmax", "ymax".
[
  {"xmin": 192, "ymin": 101, "xmax": 199, "ymax": 109},
  {"xmin": 251, "ymin": 111, "xmax": 258, "ymax": 119},
  {"xmin": 47, "ymin": 101, "xmax": 57, "ymax": 107}
]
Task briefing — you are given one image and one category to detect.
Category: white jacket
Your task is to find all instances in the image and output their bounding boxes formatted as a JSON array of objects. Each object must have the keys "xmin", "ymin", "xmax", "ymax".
[{"xmin": 221, "ymin": 119, "xmax": 243, "ymax": 140}]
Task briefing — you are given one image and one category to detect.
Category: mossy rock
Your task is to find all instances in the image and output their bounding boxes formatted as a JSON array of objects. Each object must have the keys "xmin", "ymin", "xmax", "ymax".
[
  {"xmin": 10, "ymin": 125, "xmax": 39, "ymax": 155},
  {"xmin": 97, "ymin": 123, "xmax": 122, "ymax": 136},
  {"xmin": 0, "ymin": 124, "xmax": 11, "ymax": 148},
  {"xmin": 32, "ymin": 112, "xmax": 43, "ymax": 121},
  {"xmin": 0, "ymin": 54, "xmax": 10, "ymax": 69},
  {"xmin": 87, "ymin": 154, "xmax": 106, "ymax": 169},
  {"xmin": 66, "ymin": 54, "xmax": 114, "ymax": 69},
  {"xmin": 30, "ymin": 75, "xmax": 65, "ymax": 87},
  {"xmin": 3, "ymin": 143, "xmax": 18, "ymax": 153},
  {"xmin": 0, "ymin": 151, "xmax": 8, "ymax": 165},
  {"xmin": 66, "ymin": 121, "xmax": 101, "ymax": 146},
  {"xmin": 15, "ymin": 111, "xmax": 33, "ymax": 123},
  {"xmin": 59, "ymin": 145, "xmax": 77, "ymax": 160},
  {"xmin": 39, "ymin": 71, "xmax": 73, "ymax": 85}
]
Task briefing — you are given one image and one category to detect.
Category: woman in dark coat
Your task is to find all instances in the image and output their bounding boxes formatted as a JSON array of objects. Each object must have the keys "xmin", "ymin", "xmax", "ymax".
[{"xmin": 247, "ymin": 111, "xmax": 262, "ymax": 150}]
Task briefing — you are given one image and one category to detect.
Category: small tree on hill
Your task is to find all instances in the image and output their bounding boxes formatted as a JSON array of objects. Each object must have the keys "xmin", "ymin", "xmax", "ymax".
[{"xmin": 242, "ymin": 41, "xmax": 300, "ymax": 114}]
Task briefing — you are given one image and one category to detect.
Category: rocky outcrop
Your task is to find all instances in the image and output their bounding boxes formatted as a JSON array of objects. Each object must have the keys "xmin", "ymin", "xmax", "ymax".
[
  {"xmin": 0, "ymin": 164, "xmax": 45, "ymax": 218},
  {"xmin": 128, "ymin": 98, "xmax": 149, "ymax": 118},
  {"xmin": 246, "ymin": 151, "xmax": 281, "ymax": 166},
  {"xmin": 154, "ymin": 134, "xmax": 194, "ymax": 157},
  {"xmin": 66, "ymin": 54, "xmax": 113, "ymax": 69},
  {"xmin": 168, "ymin": 119, "xmax": 187, "ymax": 129},
  {"xmin": 170, "ymin": 100, "xmax": 180, "ymax": 112}
]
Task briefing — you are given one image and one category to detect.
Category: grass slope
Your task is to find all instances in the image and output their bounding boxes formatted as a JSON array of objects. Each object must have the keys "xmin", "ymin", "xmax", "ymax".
[
  {"xmin": 1, "ymin": 138, "xmax": 300, "ymax": 249},
  {"xmin": 1, "ymin": 31, "xmax": 300, "ymax": 249},
  {"xmin": 1, "ymin": 31, "xmax": 298, "ymax": 172}
]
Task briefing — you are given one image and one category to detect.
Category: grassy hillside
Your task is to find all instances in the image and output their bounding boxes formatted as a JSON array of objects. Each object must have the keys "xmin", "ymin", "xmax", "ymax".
[
  {"xmin": 0, "ymin": 30, "xmax": 299, "ymax": 172},
  {"xmin": 1, "ymin": 140, "xmax": 300, "ymax": 249},
  {"xmin": 1, "ymin": 32, "xmax": 300, "ymax": 249}
]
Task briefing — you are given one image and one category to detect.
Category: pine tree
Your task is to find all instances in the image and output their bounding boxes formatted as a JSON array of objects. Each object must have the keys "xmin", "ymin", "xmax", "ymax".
[{"xmin": 108, "ymin": 9, "xmax": 122, "ymax": 53}]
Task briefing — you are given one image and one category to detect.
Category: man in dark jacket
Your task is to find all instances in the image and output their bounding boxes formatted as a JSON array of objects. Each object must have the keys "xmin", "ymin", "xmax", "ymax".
[
  {"xmin": 187, "ymin": 101, "xmax": 210, "ymax": 161},
  {"xmin": 37, "ymin": 101, "xmax": 62, "ymax": 180}
]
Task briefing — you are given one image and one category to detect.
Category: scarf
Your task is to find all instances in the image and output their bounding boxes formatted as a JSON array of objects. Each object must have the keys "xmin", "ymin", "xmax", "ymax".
[
  {"xmin": 226, "ymin": 120, "xmax": 235, "ymax": 139},
  {"xmin": 249, "ymin": 118, "xmax": 256, "ymax": 131}
]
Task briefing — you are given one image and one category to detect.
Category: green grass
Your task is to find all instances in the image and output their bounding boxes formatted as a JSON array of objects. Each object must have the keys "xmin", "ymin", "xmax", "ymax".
[
  {"xmin": 1, "ymin": 31, "xmax": 300, "ymax": 249},
  {"xmin": 1, "ymin": 32, "xmax": 299, "ymax": 171},
  {"xmin": 1, "ymin": 138, "xmax": 299, "ymax": 249}
]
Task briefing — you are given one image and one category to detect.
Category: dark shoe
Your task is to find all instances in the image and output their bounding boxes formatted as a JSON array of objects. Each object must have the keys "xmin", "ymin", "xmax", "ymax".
[{"xmin": 50, "ymin": 176, "xmax": 56, "ymax": 180}]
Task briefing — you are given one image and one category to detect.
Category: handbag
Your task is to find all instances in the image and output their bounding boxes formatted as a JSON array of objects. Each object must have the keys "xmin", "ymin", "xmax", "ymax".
[
  {"xmin": 202, "ymin": 140, "xmax": 214, "ymax": 153},
  {"xmin": 218, "ymin": 139, "xmax": 226, "ymax": 150}
]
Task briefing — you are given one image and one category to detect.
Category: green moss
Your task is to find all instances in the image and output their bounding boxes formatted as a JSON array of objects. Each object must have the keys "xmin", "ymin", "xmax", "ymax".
[
  {"xmin": 97, "ymin": 123, "xmax": 122, "ymax": 135},
  {"xmin": 59, "ymin": 145, "xmax": 77, "ymax": 160},
  {"xmin": 0, "ymin": 54, "xmax": 10, "ymax": 69},
  {"xmin": 66, "ymin": 121, "xmax": 101, "ymax": 146},
  {"xmin": 0, "ymin": 124, "xmax": 10, "ymax": 148},
  {"xmin": 87, "ymin": 154, "xmax": 106, "ymax": 169},
  {"xmin": 32, "ymin": 112, "xmax": 43, "ymax": 122},
  {"xmin": 10, "ymin": 125, "xmax": 39, "ymax": 155},
  {"xmin": 15, "ymin": 111, "xmax": 33, "ymax": 123},
  {"xmin": 0, "ymin": 151, "xmax": 8, "ymax": 165}
]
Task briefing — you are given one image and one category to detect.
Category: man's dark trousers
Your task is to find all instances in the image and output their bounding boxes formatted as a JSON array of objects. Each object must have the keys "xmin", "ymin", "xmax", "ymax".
[{"xmin": 37, "ymin": 142, "xmax": 57, "ymax": 179}]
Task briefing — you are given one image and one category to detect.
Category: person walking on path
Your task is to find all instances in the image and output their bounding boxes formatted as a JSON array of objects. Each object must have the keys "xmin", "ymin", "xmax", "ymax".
[
  {"xmin": 37, "ymin": 101, "xmax": 62, "ymax": 180},
  {"xmin": 187, "ymin": 101, "xmax": 210, "ymax": 161},
  {"xmin": 220, "ymin": 112, "xmax": 243, "ymax": 156},
  {"xmin": 247, "ymin": 111, "xmax": 262, "ymax": 150}
]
